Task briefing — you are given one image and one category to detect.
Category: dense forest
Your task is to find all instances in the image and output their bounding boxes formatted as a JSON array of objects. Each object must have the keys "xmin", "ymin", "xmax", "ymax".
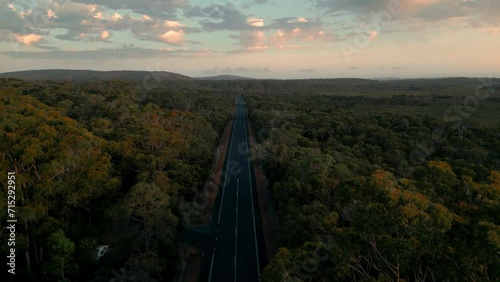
[
  {"xmin": 0, "ymin": 78, "xmax": 233, "ymax": 281},
  {"xmin": 1, "ymin": 76, "xmax": 499, "ymax": 281},
  {"xmin": 245, "ymin": 90, "xmax": 499, "ymax": 281}
]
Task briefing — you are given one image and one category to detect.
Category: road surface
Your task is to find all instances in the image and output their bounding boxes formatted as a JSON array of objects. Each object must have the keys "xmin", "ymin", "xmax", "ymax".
[{"xmin": 201, "ymin": 94, "xmax": 265, "ymax": 282}]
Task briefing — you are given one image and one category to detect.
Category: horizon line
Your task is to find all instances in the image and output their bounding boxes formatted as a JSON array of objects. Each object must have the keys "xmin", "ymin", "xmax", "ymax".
[{"xmin": 0, "ymin": 68, "xmax": 498, "ymax": 81}]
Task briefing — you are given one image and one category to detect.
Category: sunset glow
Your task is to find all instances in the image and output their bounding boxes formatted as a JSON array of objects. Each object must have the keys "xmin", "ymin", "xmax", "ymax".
[{"xmin": 0, "ymin": 0, "xmax": 499, "ymax": 78}]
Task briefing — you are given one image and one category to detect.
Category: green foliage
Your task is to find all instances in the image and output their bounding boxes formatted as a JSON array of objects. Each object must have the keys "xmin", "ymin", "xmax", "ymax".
[
  {"xmin": 114, "ymin": 182, "xmax": 179, "ymax": 251},
  {"xmin": 249, "ymin": 91, "xmax": 499, "ymax": 281},
  {"xmin": 1, "ymin": 77, "xmax": 497, "ymax": 281},
  {"xmin": 0, "ymin": 78, "xmax": 233, "ymax": 281},
  {"xmin": 44, "ymin": 229, "xmax": 77, "ymax": 281}
]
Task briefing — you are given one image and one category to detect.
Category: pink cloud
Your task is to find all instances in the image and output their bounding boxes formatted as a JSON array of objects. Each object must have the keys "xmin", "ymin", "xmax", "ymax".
[
  {"xmin": 111, "ymin": 13, "xmax": 122, "ymax": 21},
  {"xmin": 159, "ymin": 30, "xmax": 184, "ymax": 44},
  {"xmin": 16, "ymin": 34, "xmax": 42, "ymax": 46},
  {"xmin": 163, "ymin": 20, "xmax": 184, "ymax": 28},
  {"xmin": 268, "ymin": 26, "xmax": 326, "ymax": 49},
  {"xmin": 486, "ymin": 27, "xmax": 500, "ymax": 35},
  {"xmin": 287, "ymin": 17, "xmax": 308, "ymax": 24},
  {"xmin": 270, "ymin": 29, "xmax": 286, "ymax": 48},
  {"xmin": 47, "ymin": 9, "xmax": 57, "ymax": 19},
  {"xmin": 237, "ymin": 31, "xmax": 268, "ymax": 51},
  {"xmin": 100, "ymin": 30, "xmax": 110, "ymax": 40},
  {"xmin": 369, "ymin": 31, "xmax": 378, "ymax": 40},
  {"xmin": 247, "ymin": 18, "xmax": 264, "ymax": 27},
  {"xmin": 94, "ymin": 11, "xmax": 103, "ymax": 19}
]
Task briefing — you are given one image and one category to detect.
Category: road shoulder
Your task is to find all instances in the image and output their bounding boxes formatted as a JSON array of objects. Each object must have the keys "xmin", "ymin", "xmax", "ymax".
[
  {"xmin": 182, "ymin": 97, "xmax": 236, "ymax": 282},
  {"xmin": 245, "ymin": 107, "xmax": 278, "ymax": 264}
]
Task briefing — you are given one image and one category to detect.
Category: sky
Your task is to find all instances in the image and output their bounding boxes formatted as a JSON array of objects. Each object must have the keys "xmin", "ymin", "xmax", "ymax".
[{"xmin": 0, "ymin": 0, "xmax": 499, "ymax": 79}]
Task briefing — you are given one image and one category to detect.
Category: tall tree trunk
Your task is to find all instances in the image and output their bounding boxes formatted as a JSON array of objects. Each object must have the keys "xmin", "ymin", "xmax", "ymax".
[
  {"xmin": 396, "ymin": 264, "xmax": 400, "ymax": 282},
  {"xmin": 25, "ymin": 250, "xmax": 31, "ymax": 274},
  {"xmin": 33, "ymin": 235, "xmax": 39, "ymax": 266},
  {"xmin": 24, "ymin": 219, "xmax": 33, "ymax": 272},
  {"xmin": 88, "ymin": 201, "xmax": 92, "ymax": 226},
  {"xmin": 61, "ymin": 261, "xmax": 65, "ymax": 280}
]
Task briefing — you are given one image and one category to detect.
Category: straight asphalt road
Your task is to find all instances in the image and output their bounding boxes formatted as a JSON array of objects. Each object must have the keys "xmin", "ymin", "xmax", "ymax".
[{"xmin": 201, "ymin": 94, "xmax": 265, "ymax": 282}]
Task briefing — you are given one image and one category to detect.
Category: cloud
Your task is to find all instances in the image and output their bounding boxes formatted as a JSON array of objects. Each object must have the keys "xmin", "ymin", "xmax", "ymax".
[
  {"xmin": 184, "ymin": 4, "xmax": 229, "ymax": 18},
  {"xmin": 486, "ymin": 26, "xmax": 500, "ymax": 35},
  {"xmin": 49, "ymin": 7, "xmax": 190, "ymax": 45},
  {"xmin": 185, "ymin": 3, "xmax": 256, "ymax": 31},
  {"xmin": 158, "ymin": 30, "xmax": 184, "ymax": 44},
  {"xmin": 268, "ymin": 17, "xmax": 331, "ymax": 44},
  {"xmin": 0, "ymin": 1, "xmax": 195, "ymax": 47},
  {"xmin": 47, "ymin": 9, "xmax": 57, "ymax": 19},
  {"xmin": 225, "ymin": 16, "xmax": 331, "ymax": 52},
  {"xmin": 268, "ymin": 17, "xmax": 322, "ymax": 30},
  {"xmin": 111, "ymin": 12, "xmax": 122, "ymax": 21},
  {"xmin": 56, "ymin": 1, "xmax": 100, "ymax": 22},
  {"xmin": 0, "ymin": 2, "xmax": 36, "ymax": 34},
  {"xmin": 316, "ymin": 0, "xmax": 500, "ymax": 27},
  {"xmin": 269, "ymin": 29, "xmax": 286, "ymax": 48},
  {"xmin": 268, "ymin": 27, "xmax": 326, "ymax": 49},
  {"xmin": 313, "ymin": 0, "xmax": 500, "ymax": 43},
  {"xmin": 288, "ymin": 17, "xmax": 308, "ymax": 24},
  {"xmin": 316, "ymin": 0, "xmax": 389, "ymax": 15},
  {"xmin": 247, "ymin": 18, "xmax": 264, "ymax": 27},
  {"xmin": 0, "ymin": 1, "xmax": 331, "ymax": 52},
  {"xmin": 163, "ymin": 20, "xmax": 184, "ymax": 28},
  {"xmin": 408, "ymin": 0, "xmax": 500, "ymax": 32},
  {"xmin": 234, "ymin": 30, "xmax": 268, "ymax": 52},
  {"xmin": 100, "ymin": 30, "xmax": 109, "ymax": 40},
  {"xmin": 72, "ymin": 0, "xmax": 186, "ymax": 17},
  {"xmin": 0, "ymin": 46, "xmax": 199, "ymax": 60},
  {"xmin": 16, "ymin": 33, "xmax": 43, "ymax": 46}
]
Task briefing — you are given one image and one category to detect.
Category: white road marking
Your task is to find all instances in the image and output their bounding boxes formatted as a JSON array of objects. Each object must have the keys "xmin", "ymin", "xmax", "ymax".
[
  {"xmin": 217, "ymin": 104, "xmax": 238, "ymax": 225},
  {"xmin": 208, "ymin": 252, "xmax": 216, "ymax": 280}
]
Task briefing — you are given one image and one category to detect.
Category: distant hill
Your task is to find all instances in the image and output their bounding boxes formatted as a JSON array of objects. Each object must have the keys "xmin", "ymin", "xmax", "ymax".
[
  {"xmin": 375, "ymin": 77, "xmax": 401, "ymax": 81},
  {"xmin": 196, "ymin": 75, "xmax": 254, "ymax": 80},
  {"xmin": 0, "ymin": 69, "xmax": 193, "ymax": 82}
]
